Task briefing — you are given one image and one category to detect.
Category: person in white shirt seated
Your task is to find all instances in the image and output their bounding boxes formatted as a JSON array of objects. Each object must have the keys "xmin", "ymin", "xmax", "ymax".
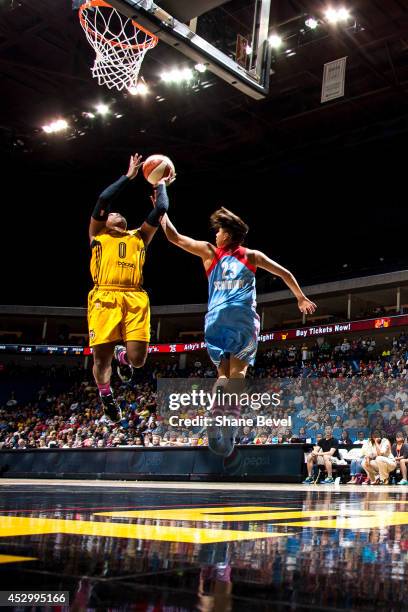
[
  {"xmin": 392, "ymin": 432, "xmax": 408, "ymax": 485},
  {"xmin": 361, "ymin": 430, "xmax": 396, "ymax": 485},
  {"xmin": 354, "ymin": 431, "xmax": 367, "ymax": 444}
]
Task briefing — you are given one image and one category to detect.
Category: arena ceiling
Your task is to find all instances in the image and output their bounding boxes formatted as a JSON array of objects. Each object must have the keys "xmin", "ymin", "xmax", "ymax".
[
  {"xmin": 2, "ymin": 0, "xmax": 408, "ymax": 307},
  {"xmin": 1, "ymin": 0, "xmax": 408, "ymax": 177}
]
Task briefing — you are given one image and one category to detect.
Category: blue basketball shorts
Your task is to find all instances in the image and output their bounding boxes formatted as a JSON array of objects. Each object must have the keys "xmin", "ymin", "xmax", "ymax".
[{"xmin": 204, "ymin": 305, "xmax": 260, "ymax": 367}]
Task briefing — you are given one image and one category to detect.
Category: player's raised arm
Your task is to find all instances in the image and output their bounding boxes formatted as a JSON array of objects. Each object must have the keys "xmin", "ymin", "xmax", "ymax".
[
  {"xmin": 160, "ymin": 213, "xmax": 214, "ymax": 262},
  {"xmin": 138, "ymin": 178, "xmax": 172, "ymax": 247},
  {"xmin": 253, "ymin": 250, "xmax": 317, "ymax": 315},
  {"xmin": 88, "ymin": 153, "xmax": 142, "ymax": 242}
]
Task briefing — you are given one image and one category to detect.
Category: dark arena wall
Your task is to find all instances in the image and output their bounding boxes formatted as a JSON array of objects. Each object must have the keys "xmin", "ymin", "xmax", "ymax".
[{"xmin": 0, "ymin": 445, "xmax": 306, "ymax": 482}]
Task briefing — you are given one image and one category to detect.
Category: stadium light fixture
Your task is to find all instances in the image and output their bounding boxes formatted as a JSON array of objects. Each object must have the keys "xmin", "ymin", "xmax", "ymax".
[
  {"xmin": 161, "ymin": 67, "xmax": 194, "ymax": 83},
  {"xmin": 95, "ymin": 103, "xmax": 110, "ymax": 115},
  {"xmin": 194, "ymin": 63, "xmax": 207, "ymax": 73},
  {"xmin": 324, "ymin": 7, "xmax": 351, "ymax": 24},
  {"xmin": 268, "ymin": 34, "xmax": 283, "ymax": 49},
  {"xmin": 181, "ymin": 68, "xmax": 193, "ymax": 81},
  {"xmin": 128, "ymin": 79, "xmax": 149, "ymax": 96},
  {"xmin": 305, "ymin": 17, "xmax": 319, "ymax": 30},
  {"xmin": 42, "ymin": 119, "xmax": 68, "ymax": 134},
  {"xmin": 338, "ymin": 7, "xmax": 351, "ymax": 21}
]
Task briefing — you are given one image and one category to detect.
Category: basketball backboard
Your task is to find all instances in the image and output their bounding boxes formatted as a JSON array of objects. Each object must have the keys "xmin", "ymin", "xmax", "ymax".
[{"xmin": 96, "ymin": 0, "xmax": 272, "ymax": 99}]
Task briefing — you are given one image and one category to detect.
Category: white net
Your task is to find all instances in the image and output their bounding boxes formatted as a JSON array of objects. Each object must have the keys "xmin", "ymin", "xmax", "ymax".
[{"xmin": 79, "ymin": 0, "xmax": 158, "ymax": 91}]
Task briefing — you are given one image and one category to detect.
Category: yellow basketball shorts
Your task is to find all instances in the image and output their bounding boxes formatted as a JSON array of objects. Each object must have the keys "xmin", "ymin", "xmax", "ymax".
[{"xmin": 88, "ymin": 286, "xmax": 150, "ymax": 347}]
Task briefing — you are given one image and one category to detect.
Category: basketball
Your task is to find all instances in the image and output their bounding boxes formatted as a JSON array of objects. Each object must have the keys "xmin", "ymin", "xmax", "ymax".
[{"xmin": 142, "ymin": 154, "xmax": 175, "ymax": 185}]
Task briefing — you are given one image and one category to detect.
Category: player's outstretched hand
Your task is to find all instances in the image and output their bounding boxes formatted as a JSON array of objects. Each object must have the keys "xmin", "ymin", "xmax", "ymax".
[
  {"xmin": 126, "ymin": 153, "xmax": 143, "ymax": 180},
  {"xmin": 154, "ymin": 172, "xmax": 176, "ymax": 188},
  {"xmin": 298, "ymin": 297, "xmax": 317, "ymax": 315},
  {"xmin": 150, "ymin": 172, "xmax": 176, "ymax": 208}
]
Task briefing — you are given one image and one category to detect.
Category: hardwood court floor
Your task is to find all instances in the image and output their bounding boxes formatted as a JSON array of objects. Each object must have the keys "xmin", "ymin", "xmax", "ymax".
[{"xmin": 0, "ymin": 480, "xmax": 407, "ymax": 610}]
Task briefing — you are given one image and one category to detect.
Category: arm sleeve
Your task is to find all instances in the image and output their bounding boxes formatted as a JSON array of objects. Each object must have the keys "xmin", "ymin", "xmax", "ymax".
[
  {"xmin": 92, "ymin": 175, "xmax": 130, "ymax": 221},
  {"xmin": 145, "ymin": 183, "xmax": 169, "ymax": 227}
]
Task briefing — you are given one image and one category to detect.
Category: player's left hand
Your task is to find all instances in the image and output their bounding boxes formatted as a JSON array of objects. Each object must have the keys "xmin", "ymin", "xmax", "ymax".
[
  {"xmin": 150, "ymin": 173, "xmax": 176, "ymax": 206},
  {"xmin": 154, "ymin": 171, "xmax": 177, "ymax": 188},
  {"xmin": 298, "ymin": 297, "xmax": 317, "ymax": 315},
  {"xmin": 126, "ymin": 153, "xmax": 143, "ymax": 180}
]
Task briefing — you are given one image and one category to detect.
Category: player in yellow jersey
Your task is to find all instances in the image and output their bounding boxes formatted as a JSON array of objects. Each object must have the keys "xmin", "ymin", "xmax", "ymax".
[{"xmin": 88, "ymin": 153, "xmax": 173, "ymax": 422}]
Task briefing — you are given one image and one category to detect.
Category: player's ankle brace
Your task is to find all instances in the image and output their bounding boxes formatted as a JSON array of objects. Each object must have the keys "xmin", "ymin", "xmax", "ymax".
[
  {"xmin": 117, "ymin": 349, "xmax": 129, "ymax": 366},
  {"xmin": 97, "ymin": 382, "xmax": 111, "ymax": 396}
]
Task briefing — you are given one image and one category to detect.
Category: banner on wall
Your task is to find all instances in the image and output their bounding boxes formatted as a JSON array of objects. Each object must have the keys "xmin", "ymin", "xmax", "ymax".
[{"xmin": 0, "ymin": 315, "xmax": 407, "ymax": 355}]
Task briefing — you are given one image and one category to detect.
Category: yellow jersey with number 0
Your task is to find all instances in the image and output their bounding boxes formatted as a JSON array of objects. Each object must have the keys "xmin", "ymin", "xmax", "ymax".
[{"xmin": 90, "ymin": 229, "xmax": 146, "ymax": 289}]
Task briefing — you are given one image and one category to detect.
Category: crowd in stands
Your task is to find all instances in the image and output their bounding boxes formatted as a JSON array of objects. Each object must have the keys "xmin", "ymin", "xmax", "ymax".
[
  {"xmin": 301, "ymin": 424, "xmax": 408, "ymax": 485},
  {"xmin": 0, "ymin": 334, "xmax": 408, "ymax": 456}
]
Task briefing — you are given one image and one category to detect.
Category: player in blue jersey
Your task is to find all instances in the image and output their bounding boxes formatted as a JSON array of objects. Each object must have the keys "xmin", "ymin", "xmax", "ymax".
[{"xmin": 160, "ymin": 207, "xmax": 316, "ymax": 454}]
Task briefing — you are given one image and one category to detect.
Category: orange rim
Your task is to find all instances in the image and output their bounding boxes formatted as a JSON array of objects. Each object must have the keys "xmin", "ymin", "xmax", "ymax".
[{"xmin": 79, "ymin": 0, "xmax": 158, "ymax": 51}]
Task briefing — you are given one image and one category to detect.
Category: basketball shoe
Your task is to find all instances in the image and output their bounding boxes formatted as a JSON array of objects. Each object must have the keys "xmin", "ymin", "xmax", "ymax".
[
  {"xmin": 114, "ymin": 345, "xmax": 134, "ymax": 383},
  {"xmin": 100, "ymin": 392, "xmax": 122, "ymax": 423}
]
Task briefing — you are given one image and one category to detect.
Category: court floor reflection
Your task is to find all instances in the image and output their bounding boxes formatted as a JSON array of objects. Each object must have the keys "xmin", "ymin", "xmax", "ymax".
[{"xmin": 1, "ymin": 484, "xmax": 408, "ymax": 610}]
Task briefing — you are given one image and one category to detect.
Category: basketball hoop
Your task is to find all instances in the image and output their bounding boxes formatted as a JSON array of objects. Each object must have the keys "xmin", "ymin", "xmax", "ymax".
[{"xmin": 78, "ymin": 0, "xmax": 158, "ymax": 91}]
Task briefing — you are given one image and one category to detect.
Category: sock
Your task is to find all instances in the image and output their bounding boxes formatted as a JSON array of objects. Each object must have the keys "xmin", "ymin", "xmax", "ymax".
[
  {"xmin": 117, "ymin": 348, "xmax": 129, "ymax": 366},
  {"xmin": 97, "ymin": 382, "xmax": 111, "ymax": 396}
]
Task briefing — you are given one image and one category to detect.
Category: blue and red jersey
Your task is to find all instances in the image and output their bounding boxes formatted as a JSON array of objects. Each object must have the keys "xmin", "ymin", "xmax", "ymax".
[{"xmin": 206, "ymin": 246, "xmax": 257, "ymax": 313}]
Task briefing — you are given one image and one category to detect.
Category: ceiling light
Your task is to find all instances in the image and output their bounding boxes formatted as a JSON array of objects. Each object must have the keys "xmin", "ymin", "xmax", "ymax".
[
  {"xmin": 268, "ymin": 34, "xmax": 283, "ymax": 49},
  {"xmin": 161, "ymin": 67, "xmax": 194, "ymax": 83},
  {"xmin": 128, "ymin": 79, "xmax": 149, "ymax": 96},
  {"xmin": 338, "ymin": 7, "xmax": 351, "ymax": 20},
  {"xmin": 181, "ymin": 68, "xmax": 193, "ymax": 81},
  {"xmin": 325, "ymin": 8, "xmax": 338, "ymax": 22},
  {"xmin": 42, "ymin": 119, "xmax": 68, "ymax": 134},
  {"xmin": 325, "ymin": 7, "xmax": 351, "ymax": 24},
  {"xmin": 305, "ymin": 17, "xmax": 319, "ymax": 30},
  {"xmin": 95, "ymin": 103, "xmax": 110, "ymax": 115},
  {"xmin": 194, "ymin": 63, "xmax": 207, "ymax": 73},
  {"xmin": 136, "ymin": 81, "xmax": 149, "ymax": 95}
]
